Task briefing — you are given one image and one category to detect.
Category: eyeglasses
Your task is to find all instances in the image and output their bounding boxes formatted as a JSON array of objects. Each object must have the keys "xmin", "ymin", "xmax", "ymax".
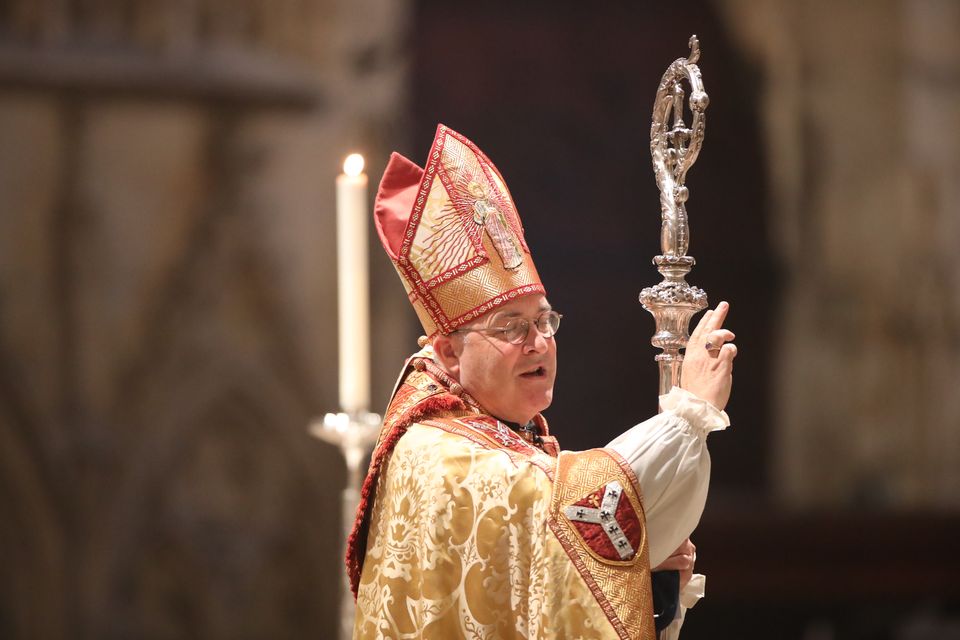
[{"xmin": 453, "ymin": 310, "xmax": 562, "ymax": 345}]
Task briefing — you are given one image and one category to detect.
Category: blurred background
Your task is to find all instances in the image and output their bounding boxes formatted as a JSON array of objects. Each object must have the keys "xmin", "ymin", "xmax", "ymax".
[{"xmin": 1, "ymin": 0, "xmax": 958, "ymax": 638}]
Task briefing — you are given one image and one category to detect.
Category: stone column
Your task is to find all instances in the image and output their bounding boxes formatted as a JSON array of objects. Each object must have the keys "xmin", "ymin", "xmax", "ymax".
[{"xmin": 717, "ymin": 0, "xmax": 960, "ymax": 509}]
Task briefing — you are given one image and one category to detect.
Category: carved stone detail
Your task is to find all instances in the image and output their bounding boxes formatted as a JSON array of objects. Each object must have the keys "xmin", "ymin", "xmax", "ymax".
[{"xmin": 0, "ymin": 0, "xmax": 324, "ymax": 104}]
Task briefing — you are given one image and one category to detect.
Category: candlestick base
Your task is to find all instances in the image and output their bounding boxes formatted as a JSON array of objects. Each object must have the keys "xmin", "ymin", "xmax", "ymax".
[
  {"xmin": 311, "ymin": 411, "xmax": 381, "ymax": 472},
  {"xmin": 309, "ymin": 410, "xmax": 381, "ymax": 640}
]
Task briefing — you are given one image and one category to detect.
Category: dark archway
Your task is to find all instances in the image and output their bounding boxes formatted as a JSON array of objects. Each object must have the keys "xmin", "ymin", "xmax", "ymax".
[{"xmin": 410, "ymin": 0, "xmax": 775, "ymax": 497}]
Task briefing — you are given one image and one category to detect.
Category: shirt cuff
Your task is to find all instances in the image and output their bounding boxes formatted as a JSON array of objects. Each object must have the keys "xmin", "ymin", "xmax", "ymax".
[
  {"xmin": 680, "ymin": 573, "xmax": 706, "ymax": 609},
  {"xmin": 659, "ymin": 387, "xmax": 730, "ymax": 436}
]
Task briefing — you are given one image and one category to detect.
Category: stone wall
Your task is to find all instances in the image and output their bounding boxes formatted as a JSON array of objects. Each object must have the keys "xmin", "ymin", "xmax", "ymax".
[
  {"xmin": 0, "ymin": 0, "xmax": 413, "ymax": 637},
  {"xmin": 718, "ymin": 0, "xmax": 960, "ymax": 509}
]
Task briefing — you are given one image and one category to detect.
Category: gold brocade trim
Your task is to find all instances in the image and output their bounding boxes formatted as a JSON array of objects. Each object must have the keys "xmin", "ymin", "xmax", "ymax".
[
  {"xmin": 409, "ymin": 295, "xmax": 439, "ymax": 337},
  {"xmin": 419, "ymin": 417, "xmax": 557, "ymax": 481},
  {"xmin": 394, "ymin": 263, "xmax": 440, "ymax": 337},
  {"xmin": 430, "ymin": 235, "xmax": 541, "ymax": 320},
  {"xmin": 551, "ymin": 450, "xmax": 656, "ymax": 640},
  {"xmin": 373, "ymin": 366, "xmax": 468, "ymax": 453}
]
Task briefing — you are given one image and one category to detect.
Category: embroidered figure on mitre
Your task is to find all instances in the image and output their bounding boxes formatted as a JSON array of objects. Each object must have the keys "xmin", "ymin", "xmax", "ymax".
[{"xmin": 467, "ymin": 181, "xmax": 523, "ymax": 270}]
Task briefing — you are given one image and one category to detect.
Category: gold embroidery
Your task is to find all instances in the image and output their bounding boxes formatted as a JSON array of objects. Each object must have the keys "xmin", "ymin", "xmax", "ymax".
[
  {"xmin": 354, "ymin": 364, "xmax": 654, "ymax": 639},
  {"xmin": 354, "ymin": 426, "xmax": 624, "ymax": 639},
  {"xmin": 551, "ymin": 451, "xmax": 655, "ymax": 640}
]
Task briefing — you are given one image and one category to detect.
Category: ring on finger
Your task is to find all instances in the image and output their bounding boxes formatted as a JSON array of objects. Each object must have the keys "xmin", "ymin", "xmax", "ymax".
[{"xmin": 705, "ymin": 341, "xmax": 720, "ymax": 353}]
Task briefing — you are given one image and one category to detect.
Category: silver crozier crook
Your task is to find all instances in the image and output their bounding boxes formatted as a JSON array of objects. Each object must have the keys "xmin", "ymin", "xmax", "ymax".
[{"xmin": 640, "ymin": 35, "xmax": 710, "ymax": 398}]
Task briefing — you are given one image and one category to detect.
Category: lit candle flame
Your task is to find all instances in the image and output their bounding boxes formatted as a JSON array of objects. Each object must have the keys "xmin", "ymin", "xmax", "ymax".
[{"xmin": 343, "ymin": 153, "xmax": 365, "ymax": 177}]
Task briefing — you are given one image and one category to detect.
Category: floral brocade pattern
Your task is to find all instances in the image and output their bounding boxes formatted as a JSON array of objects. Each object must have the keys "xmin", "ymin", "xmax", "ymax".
[
  {"xmin": 351, "ymin": 361, "xmax": 654, "ymax": 639},
  {"xmin": 354, "ymin": 425, "xmax": 624, "ymax": 639}
]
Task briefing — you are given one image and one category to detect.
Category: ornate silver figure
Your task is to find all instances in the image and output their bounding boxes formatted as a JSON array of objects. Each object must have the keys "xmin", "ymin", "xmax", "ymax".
[{"xmin": 640, "ymin": 36, "xmax": 710, "ymax": 397}]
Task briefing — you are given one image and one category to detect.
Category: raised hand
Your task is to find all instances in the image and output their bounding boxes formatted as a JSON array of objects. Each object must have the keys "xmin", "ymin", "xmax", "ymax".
[{"xmin": 680, "ymin": 301, "xmax": 737, "ymax": 411}]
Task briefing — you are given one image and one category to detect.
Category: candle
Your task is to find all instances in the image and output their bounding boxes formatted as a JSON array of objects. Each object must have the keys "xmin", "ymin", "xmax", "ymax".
[{"xmin": 336, "ymin": 153, "xmax": 370, "ymax": 414}]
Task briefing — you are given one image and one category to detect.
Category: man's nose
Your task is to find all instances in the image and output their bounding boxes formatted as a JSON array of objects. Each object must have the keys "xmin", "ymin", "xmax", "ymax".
[{"xmin": 522, "ymin": 325, "xmax": 549, "ymax": 354}]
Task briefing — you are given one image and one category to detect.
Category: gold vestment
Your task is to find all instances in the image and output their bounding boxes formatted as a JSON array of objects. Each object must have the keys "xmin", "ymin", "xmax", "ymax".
[{"xmin": 347, "ymin": 354, "xmax": 656, "ymax": 639}]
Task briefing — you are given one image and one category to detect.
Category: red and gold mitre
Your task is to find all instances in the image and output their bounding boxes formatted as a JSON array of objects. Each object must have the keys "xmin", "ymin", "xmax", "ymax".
[{"xmin": 374, "ymin": 124, "xmax": 544, "ymax": 337}]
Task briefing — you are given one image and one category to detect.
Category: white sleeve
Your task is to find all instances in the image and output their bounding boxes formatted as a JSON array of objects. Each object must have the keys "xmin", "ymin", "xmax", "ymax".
[{"xmin": 606, "ymin": 386, "xmax": 729, "ymax": 567}]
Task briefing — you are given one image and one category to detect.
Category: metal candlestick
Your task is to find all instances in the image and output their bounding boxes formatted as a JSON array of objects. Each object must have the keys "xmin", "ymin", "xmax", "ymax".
[
  {"xmin": 640, "ymin": 35, "xmax": 710, "ymax": 397},
  {"xmin": 310, "ymin": 410, "xmax": 381, "ymax": 640}
]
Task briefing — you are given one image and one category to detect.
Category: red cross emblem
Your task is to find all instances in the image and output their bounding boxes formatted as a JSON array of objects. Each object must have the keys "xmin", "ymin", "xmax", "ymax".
[{"xmin": 563, "ymin": 481, "xmax": 642, "ymax": 562}]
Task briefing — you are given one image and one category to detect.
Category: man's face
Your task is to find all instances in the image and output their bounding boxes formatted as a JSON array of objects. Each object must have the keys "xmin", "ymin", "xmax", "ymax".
[{"xmin": 448, "ymin": 294, "xmax": 558, "ymax": 425}]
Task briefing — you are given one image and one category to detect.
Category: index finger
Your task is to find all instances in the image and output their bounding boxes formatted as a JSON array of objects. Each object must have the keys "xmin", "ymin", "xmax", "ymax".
[
  {"xmin": 704, "ymin": 301, "xmax": 729, "ymax": 333},
  {"xmin": 689, "ymin": 309, "xmax": 714, "ymax": 343}
]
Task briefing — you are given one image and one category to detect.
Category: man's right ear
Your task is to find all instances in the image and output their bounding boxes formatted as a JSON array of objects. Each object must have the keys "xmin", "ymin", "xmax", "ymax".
[{"xmin": 432, "ymin": 334, "xmax": 462, "ymax": 378}]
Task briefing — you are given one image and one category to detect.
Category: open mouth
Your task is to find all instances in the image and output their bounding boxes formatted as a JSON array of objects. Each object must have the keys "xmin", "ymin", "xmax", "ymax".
[{"xmin": 520, "ymin": 366, "xmax": 547, "ymax": 378}]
